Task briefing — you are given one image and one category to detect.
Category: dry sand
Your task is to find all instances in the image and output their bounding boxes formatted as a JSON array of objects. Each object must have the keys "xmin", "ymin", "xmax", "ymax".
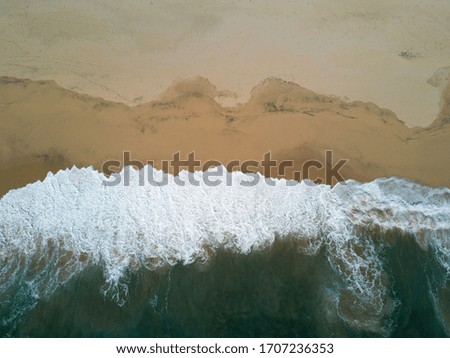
[
  {"xmin": 0, "ymin": 75, "xmax": 449, "ymax": 197},
  {"xmin": 1, "ymin": 1, "xmax": 450, "ymax": 127}
]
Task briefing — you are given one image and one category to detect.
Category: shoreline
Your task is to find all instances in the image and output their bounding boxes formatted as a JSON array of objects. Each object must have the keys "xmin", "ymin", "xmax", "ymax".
[{"xmin": 1, "ymin": 76, "xmax": 449, "ymax": 197}]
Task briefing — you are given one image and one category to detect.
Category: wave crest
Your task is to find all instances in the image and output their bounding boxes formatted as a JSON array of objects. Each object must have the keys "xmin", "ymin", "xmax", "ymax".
[{"xmin": 1, "ymin": 166, "xmax": 449, "ymax": 334}]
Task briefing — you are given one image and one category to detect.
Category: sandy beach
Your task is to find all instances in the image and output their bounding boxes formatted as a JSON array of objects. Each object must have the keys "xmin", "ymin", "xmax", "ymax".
[
  {"xmin": 3, "ymin": 0, "xmax": 450, "ymax": 342},
  {"xmin": 0, "ymin": 75, "xmax": 449, "ymax": 197},
  {"xmin": 2, "ymin": 1, "xmax": 450, "ymax": 128}
]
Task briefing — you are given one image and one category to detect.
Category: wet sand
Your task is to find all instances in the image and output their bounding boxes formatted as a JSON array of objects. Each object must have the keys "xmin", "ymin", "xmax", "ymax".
[{"xmin": 1, "ymin": 76, "xmax": 449, "ymax": 197}]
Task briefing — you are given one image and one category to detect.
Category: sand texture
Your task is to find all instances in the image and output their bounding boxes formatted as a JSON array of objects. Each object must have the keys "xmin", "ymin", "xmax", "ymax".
[{"xmin": 0, "ymin": 76, "xmax": 449, "ymax": 197}]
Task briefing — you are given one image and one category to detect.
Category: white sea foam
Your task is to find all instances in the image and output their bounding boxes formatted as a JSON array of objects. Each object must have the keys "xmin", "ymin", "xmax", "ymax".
[{"xmin": 0, "ymin": 166, "xmax": 449, "ymax": 332}]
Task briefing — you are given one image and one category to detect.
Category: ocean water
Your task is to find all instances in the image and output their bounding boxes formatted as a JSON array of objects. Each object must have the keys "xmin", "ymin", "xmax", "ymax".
[{"xmin": 0, "ymin": 166, "xmax": 449, "ymax": 337}]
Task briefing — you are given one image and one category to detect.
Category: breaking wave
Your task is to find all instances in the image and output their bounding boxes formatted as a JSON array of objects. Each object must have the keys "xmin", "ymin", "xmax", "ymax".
[{"xmin": 0, "ymin": 166, "xmax": 449, "ymax": 337}]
